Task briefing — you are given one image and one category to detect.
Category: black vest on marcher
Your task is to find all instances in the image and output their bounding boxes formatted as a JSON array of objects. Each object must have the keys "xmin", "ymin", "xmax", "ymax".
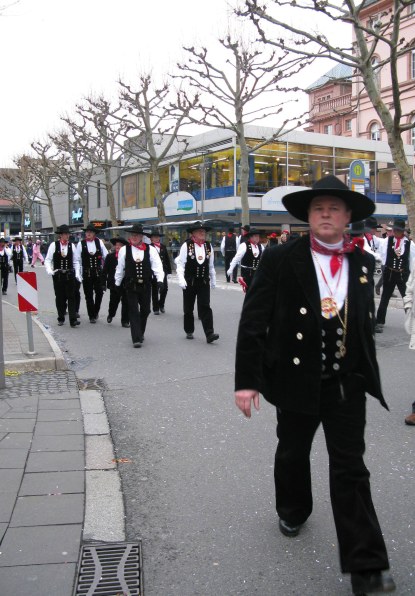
[
  {"xmin": 385, "ymin": 236, "xmax": 410, "ymax": 271},
  {"xmin": 0, "ymin": 250, "xmax": 9, "ymax": 269},
  {"xmin": 53, "ymin": 242, "xmax": 74, "ymax": 270},
  {"xmin": 184, "ymin": 240, "xmax": 212, "ymax": 282},
  {"xmin": 151, "ymin": 243, "xmax": 172, "ymax": 274},
  {"xmin": 124, "ymin": 244, "xmax": 152, "ymax": 283},
  {"xmin": 224, "ymin": 235, "xmax": 237, "ymax": 252},
  {"xmin": 81, "ymin": 238, "xmax": 103, "ymax": 272},
  {"xmin": 241, "ymin": 242, "xmax": 262, "ymax": 270},
  {"xmin": 12, "ymin": 246, "xmax": 23, "ymax": 264}
]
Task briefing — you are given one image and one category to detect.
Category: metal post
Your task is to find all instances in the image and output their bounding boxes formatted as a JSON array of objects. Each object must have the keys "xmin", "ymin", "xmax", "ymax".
[
  {"xmin": 0, "ymin": 287, "xmax": 6, "ymax": 389},
  {"xmin": 26, "ymin": 312, "xmax": 35, "ymax": 355},
  {"xmin": 200, "ymin": 160, "xmax": 206, "ymax": 223}
]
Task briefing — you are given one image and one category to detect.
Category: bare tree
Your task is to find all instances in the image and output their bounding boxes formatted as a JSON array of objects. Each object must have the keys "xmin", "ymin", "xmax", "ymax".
[
  {"xmin": 241, "ymin": 0, "xmax": 415, "ymax": 231},
  {"xmin": 175, "ymin": 35, "xmax": 310, "ymax": 225},
  {"xmin": 62, "ymin": 96, "xmax": 130, "ymax": 228},
  {"xmin": 0, "ymin": 155, "xmax": 41, "ymax": 237},
  {"xmin": 118, "ymin": 74, "xmax": 199, "ymax": 223},
  {"xmin": 28, "ymin": 140, "xmax": 61, "ymax": 232}
]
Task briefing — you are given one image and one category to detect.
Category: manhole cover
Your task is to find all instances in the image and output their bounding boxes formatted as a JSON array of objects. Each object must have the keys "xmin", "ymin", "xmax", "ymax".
[
  {"xmin": 73, "ymin": 541, "xmax": 143, "ymax": 595},
  {"xmin": 77, "ymin": 378, "xmax": 108, "ymax": 391}
]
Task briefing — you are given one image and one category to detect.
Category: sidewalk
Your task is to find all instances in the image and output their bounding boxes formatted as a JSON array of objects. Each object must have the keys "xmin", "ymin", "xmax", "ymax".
[{"xmin": 0, "ymin": 300, "xmax": 125, "ymax": 596}]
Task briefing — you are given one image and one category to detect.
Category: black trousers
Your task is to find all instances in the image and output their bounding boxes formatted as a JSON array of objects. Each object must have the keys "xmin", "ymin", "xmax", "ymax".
[
  {"xmin": 241, "ymin": 269, "xmax": 255, "ymax": 290},
  {"xmin": 182, "ymin": 280, "xmax": 214, "ymax": 336},
  {"xmin": 151, "ymin": 273, "xmax": 168, "ymax": 311},
  {"xmin": 376, "ymin": 268, "xmax": 409, "ymax": 324},
  {"xmin": 82, "ymin": 274, "xmax": 104, "ymax": 319},
  {"xmin": 1, "ymin": 267, "xmax": 9, "ymax": 293},
  {"xmin": 274, "ymin": 374, "xmax": 389, "ymax": 573},
  {"xmin": 52, "ymin": 273, "xmax": 77, "ymax": 324},
  {"xmin": 108, "ymin": 288, "xmax": 129, "ymax": 324},
  {"xmin": 75, "ymin": 280, "xmax": 81, "ymax": 315},
  {"xmin": 225, "ymin": 252, "xmax": 237, "ymax": 282},
  {"xmin": 12, "ymin": 258, "xmax": 23, "ymax": 282},
  {"xmin": 126, "ymin": 285, "xmax": 151, "ymax": 343}
]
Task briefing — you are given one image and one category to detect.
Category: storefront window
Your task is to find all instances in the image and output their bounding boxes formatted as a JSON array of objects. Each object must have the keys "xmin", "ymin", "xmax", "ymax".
[
  {"xmin": 178, "ymin": 148, "xmax": 234, "ymax": 199},
  {"xmin": 122, "ymin": 174, "xmax": 138, "ymax": 209}
]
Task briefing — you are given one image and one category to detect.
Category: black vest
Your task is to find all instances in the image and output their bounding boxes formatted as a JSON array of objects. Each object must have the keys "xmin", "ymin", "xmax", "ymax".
[
  {"xmin": 81, "ymin": 238, "xmax": 103, "ymax": 272},
  {"xmin": 224, "ymin": 235, "xmax": 237, "ymax": 252},
  {"xmin": 125, "ymin": 244, "xmax": 152, "ymax": 283},
  {"xmin": 151, "ymin": 243, "xmax": 171, "ymax": 274},
  {"xmin": 53, "ymin": 242, "xmax": 74, "ymax": 271},
  {"xmin": 0, "ymin": 250, "xmax": 9, "ymax": 269},
  {"xmin": 241, "ymin": 242, "xmax": 262, "ymax": 269},
  {"xmin": 184, "ymin": 240, "xmax": 212, "ymax": 282},
  {"xmin": 385, "ymin": 236, "xmax": 410, "ymax": 271},
  {"xmin": 12, "ymin": 246, "xmax": 23, "ymax": 264}
]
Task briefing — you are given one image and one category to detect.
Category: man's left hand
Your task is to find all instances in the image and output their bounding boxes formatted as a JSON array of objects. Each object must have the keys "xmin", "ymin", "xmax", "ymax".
[{"xmin": 235, "ymin": 390, "xmax": 260, "ymax": 418}]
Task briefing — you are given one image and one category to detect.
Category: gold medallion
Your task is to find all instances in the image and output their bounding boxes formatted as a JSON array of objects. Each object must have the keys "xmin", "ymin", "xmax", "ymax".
[
  {"xmin": 339, "ymin": 344, "xmax": 346, "ymax": 357},
  {"xmin": 197, "ymin": 255, "xmax": 203, "ymax": 261},
  {"xmin": 321, "ymin": 296, "xmax": 337, "ymax": 319}
]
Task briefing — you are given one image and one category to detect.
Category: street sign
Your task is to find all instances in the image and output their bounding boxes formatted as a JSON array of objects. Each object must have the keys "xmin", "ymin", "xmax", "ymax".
[
  {"xmin": 349, "ymin": 159, "xmax": 366, "ymax": 194},
  {"xmin": 17, "ymin": 272, "xmax": 38, "ymax": 312}
]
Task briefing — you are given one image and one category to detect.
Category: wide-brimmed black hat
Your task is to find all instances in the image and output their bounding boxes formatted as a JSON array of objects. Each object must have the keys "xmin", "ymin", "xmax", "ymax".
[
  {"xmin": 0, "ymin": 238, "xmax": 6, "ymax": 244},
  {"xmin": 246, "ymin": 228, "xmax": 261, "ymax": 236},
  {"xmin": 83, "ymin": 223, "xmax": 97, "ymax": 233},
  {"xmin": 187, "ymin": 221, "xmax": 212, "ymax": 233},
  {"xmin": 56, "ymin": 224, "xmax": 70, "ymax": 234},
  {"xmin": 109, "ymin": 236, "xmax": 128, "ymax": 246},
  {"xmin": 349, "ymin": 221, "xmax": 365, "ymax": 237},
  {"xmin": 127, "ymin": 224, "xmax": 144, "ymax": 235},
  {"xmin": 282, "ymin": 175, "xmax": 375, "ymax": 223},
  {"xmin": 227, "ymin": 227, "xmax": 235, "ymax": 233},
  {"xmin": 365, "ymin": 216, "xmax": 378, "ymax": 231},
  {"xmin": 13, "ymin": 237, "xmax": 22, "ymax": 242},
  {"xmin": 393, "ymin": 219, "xmax": 405, "ymax": 231},
  {"xmin": 149, "ymin": 227, "xmax": 164, "ymax": 237},
  {"xmin": 241, "ymin": 224, "xmax": 250, "ymax": 232}
]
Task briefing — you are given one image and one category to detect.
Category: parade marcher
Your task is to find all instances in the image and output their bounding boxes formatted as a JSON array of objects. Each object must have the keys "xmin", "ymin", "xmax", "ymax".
[
  {"xmin": 11, "ymin": 237, "xmax": 29, "ymax": 282},
  {"xmin": 150, "ymin": 228, "xmax": 172, "ymax": 314},
  {"xmin": 227, "ymin": 228, "xmax": 263, "ymax": 291},
  {"xmin": 279, "ymin": 228, "xmax": 290, "ymax": 244},
  {"xmin": 115, "ymin": 224, "xmax": 164, "ymax": 348},
  {"xmin": 31, "ymin": 239, "xmax": 45, "ymax": 267},
  {"xmin": 25, "ymin": 238, "xmax": 33, "ymax": 264},
  {"xmin": 267, "ymin": 232, "xmax": 279, "ymax": 247},
  {"xmin": 238, "ymin": 224, "xmax": 250, "ymax": 246},
  {"xmin": 220, "ymin": 227, "xmax": 238, "ymax": 283},
  {"xmin": 0, "ymin": 238, "xmax": 11, "ymax": 295},
  {"xmin": 176, "ymin": 221, "xmax": 219, "ymax": 343},
  {"xmin": 234, "ymin": 175, "xmax": 395, "ymax": 595},
  {"xmin": 375, "ymin": 219, "xmax": 415, "ymax": 333},
  {"xmin": 76, "ymin": 223, "xmax": 108, "ymax": 324},
  {"xmin": 403, "ymin": 257, "xmax": 415, "ymax": 426},
  {"xmin": 364, "ymin": 216, "xmax": 381, "ymax": 254},
  {"xmin": 375, "ymin": 224, "xmax": 393, "ymax": 295},
  {"xmin": 102, "ymin": 237, "xmax": 129, "ymax": 328},
  {"xmin": 44, "ymin": 224, "xmax": 81, "ymax": 328}
]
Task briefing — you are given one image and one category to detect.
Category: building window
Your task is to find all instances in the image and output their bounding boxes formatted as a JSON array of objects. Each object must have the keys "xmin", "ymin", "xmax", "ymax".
[
  {"xmin": 371, "ymin": 56, "xmax": 381, "ymax": 88},
  {"xmin": 345, "ymin": 119, "xmax": 352, "ymax": 132},
  {"xmin": 370, "ymin": 122, "xmax": 381, "ymax": 141},
  {"xmin": 412, "ymin": 50, "xmax": 415, "ymax": 79},
  {"xmin": 323, "ymin": 125, "xmax": 333, "ymax": 135},
  {"xmin": 97, "ymin": 181, "xmax": 101, "ymax": 208}
]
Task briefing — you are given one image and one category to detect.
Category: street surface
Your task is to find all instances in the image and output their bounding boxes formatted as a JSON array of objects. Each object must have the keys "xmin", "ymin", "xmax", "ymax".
[{"xmin": 7, "ymin": 265, "xmax": 414, "ymax": 595}]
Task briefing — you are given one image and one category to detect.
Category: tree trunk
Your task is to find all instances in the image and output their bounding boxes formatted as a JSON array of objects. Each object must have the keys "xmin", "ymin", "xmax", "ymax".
[
  {"xmin": 29, "ymin": 203, "xmax": 36, "ymax": 238},
  {"xmin": 76, "ymin": 183, "xmax": 89, "ymax": 225},
  {"xmin": 104, "ymin": 166, "xmax": 118, "ymax": 228},
  {"xmin": 20, "ymin": 209, "xmax": 25, "ymax": 239},
  {"xmin": 151, "ymin": 162, "xmax": 166, "ymax": 223},
  {"xmin": 237, "ymin": 127, "xmax": 251, "ymax": 227}
]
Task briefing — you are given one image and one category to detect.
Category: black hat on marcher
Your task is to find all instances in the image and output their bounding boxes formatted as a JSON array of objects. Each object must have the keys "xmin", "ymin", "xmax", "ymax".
[
  {"xmin": 393, "ymin": 219, "xmax": 405, "ymax": 231},
  {"xmin": 282, "ymin": 175, "xmax": 375, "ymax": 223},
  {"xmin": 109, "ymin": 236, "xmax": 128, "ymax": 246},
  {"xmin": 227, "ymin": 227, "xmax": 234, "ymax": 233},
  {"xmin": 365, "ymin": 216, "xmax": 378, "ymax": 231},
  {"xmin": 83, "ymin": 223, "xmax": 97, "ymax": 233},
  {"xmin": 187, "ymin": 221, "xmax": 212, "ymax": 233},
  {"xmin": 246, "ymin": 228, "xmax": 261, "ymax": 236},
  {"xmin": 0, "ymin": 238, "xmax": 6, "ymax": 244},
  {"xmin": 13, "ymin": 237, "xmax": 22, "ymax": 242},
  {"xmin": 349, "ymin": 221, "xmax": 365, "ymax": 237},
  {"xmin": 150, "ymin": 227, "xmax": 164, "ymax": 237},
  {"xmin": 127, "ymin": 224, "xmax": 144, "ymax": 235},
  {"xmin": 55, "ymin": 224, "xmax": 70, "ymax": 235},
  {"xmin": 241, "ymin": 224, "xmax": 250, "ymax": 232}
]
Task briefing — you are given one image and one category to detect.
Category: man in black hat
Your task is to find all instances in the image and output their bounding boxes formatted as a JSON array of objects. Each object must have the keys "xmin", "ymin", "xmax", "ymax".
[
  {"xmin": 149, "ymin": 228, "xmax": 172, "ymax": 315},
  {"xmin": 11, "ymin": 237, "xmax": 29, "ymax": 282},
  {"xmin": 44, "ymin": 225, "xmax": 81, "ymax": 327},
  {"xmin": 227, "ymin": 228, "xmax": 263, "ymax": 290},
  {"xmin": 0, "ymin": 238, "xmax": 11, "ymax": 295},
  {"xmin": 102, "ymin": 237, "xmax": 129, "ymax": 327},
  {"xmin": 220, "ymin": 227, "xmax": 238, "ymax": 283},
  {"xmin": 75, "ymin": 223, "xmax": 108, "ymax": 323},
  {"xmin": 375, "ymin": 218, "xmax": 415, "ymax": 333},
  {"xmin": 114, "ymin": 224, "xmax": 164, "ymax": 348},
  {"xmin": 234, "ymin": 175, "xmax": 395, "ymax": 595},
  {"xmin": 176, "ymin": 221, "xmax": 219, "ymax": 343}
]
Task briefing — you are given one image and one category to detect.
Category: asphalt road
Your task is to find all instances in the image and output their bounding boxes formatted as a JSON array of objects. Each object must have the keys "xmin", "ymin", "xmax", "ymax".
[{"xmin": 15, "ymin": 265, "xmax": 414, "ymax": 595}]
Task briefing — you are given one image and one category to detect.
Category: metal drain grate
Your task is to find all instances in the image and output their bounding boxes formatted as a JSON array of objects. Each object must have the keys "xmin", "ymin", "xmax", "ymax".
[
  {"xmin": 73, "ymin": 542, "xmax": 143, "ymax": 596},
  {"xmin": 77, "ymin": 378, "xmax": 108, "ymax": 391}
]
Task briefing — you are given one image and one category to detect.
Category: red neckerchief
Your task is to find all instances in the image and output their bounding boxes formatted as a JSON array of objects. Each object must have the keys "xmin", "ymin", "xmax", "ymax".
[
  {"xmin": 115, "ymin": 250, "xmax": 119, "ymax": 258},
  {"xmin": 395, "ymin": 237, "xmax": 402, "ymax": 249},
  {"xmin": 227, "ymin": 233, "xmax": 233, "ymax": 238},
  {"xmin": 310, "ymin": 232, "xmax": 364, "ymax": 277},
  {"xmin": 130, "ymin": 240, "xmax": 146, "ymax": 250},
  {"xmin": 60, "ymin": 241, "xmax": 68, "ymax": 246},
  {"xmin": 192, "ymin": 236, "xmax": 205, "ymax": 247},
  {"xmin": 248, "ymin": 239, "xmax": 258, "ymax": 247},
  {"xmin": 152, "ymin": 241, "xmax": 161, "ymax": 248}
]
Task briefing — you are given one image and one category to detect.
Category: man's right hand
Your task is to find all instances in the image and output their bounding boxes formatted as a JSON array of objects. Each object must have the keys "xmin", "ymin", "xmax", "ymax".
[{"xmin": 235, "ymin": 389, "xmax": 260, "ymax": 418}]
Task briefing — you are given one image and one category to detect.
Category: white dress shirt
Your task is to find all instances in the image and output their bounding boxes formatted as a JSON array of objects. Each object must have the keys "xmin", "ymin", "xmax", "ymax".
[
  {"xmin": 115, "ymin": 244, "xmax": 164, "ymax": 286},
  {"xmin": 176, "ymin": 241, "xmax": 217, "ymax": 289},
  {"xmin": 45, "ymin": 242, "xmax": 81, "ymax": 281},
  {"xmin": 227, "ymin": 241, "xmax": 260, "ymax": 277}
]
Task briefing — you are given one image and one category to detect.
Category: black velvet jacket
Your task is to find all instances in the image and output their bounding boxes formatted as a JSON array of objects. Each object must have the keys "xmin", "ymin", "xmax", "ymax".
[{"xmin": 235, "ymin": 234, "xmax": 387, "ymax": 414}]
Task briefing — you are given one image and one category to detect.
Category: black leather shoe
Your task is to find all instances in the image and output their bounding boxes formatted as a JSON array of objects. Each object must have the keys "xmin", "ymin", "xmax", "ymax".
[
  {"xmin": 133, "ymin": 342, "xmax": 142, "ymax": 348},
  {"xmin": 153, "ymin": 310, "xmax": 160, "ymax": 315},
  {"xmin": 375, "ymin": 324, "xmax": 384, "ymax": 333},
  {"xmin": 58, "ymin": 320, "xmax": 64, "ymax": 326},
  {"xmin": 122, "ymin": 322, "xmax": 130, "ymax": 328},
  {"xmin": 70, "ymin": 321, "xmax": 80, "ymax": 327},
  {"xmin": 206, "ymin": 333, "xmax": 219, "ymax": 344},
  {"xmin": 160, "ymin": 307, "xmax": 165, "ymax": 313},
  {"xmin": 278, "ymin": 519, "xmax": 302, "ymax": 537},
  {"xmin": 107, "ymin": 316, "xmax": 112, "ymax": 323},
  {"xmin": 89, "ymin": 318, "xmax": 96, "ymax": 324},
  {"xmin": 186, "ymin": 333, "xmax": 194, "ymax": 339},
  {"xmin": 351, "ymin": 570, "xmax": 396, "ymax": 594}
]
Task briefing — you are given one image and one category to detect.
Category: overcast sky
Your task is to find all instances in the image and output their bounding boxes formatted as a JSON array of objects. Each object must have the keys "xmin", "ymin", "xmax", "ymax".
[{"xmin": 0, "ymin": 0, "xmax": 349, "ymax": 168}]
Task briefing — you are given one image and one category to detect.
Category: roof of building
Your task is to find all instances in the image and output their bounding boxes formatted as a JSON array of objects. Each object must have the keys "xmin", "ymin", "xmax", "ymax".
[{"xmin": 306, "ymin": 64, "xmax": 353, "ymax": 92}]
